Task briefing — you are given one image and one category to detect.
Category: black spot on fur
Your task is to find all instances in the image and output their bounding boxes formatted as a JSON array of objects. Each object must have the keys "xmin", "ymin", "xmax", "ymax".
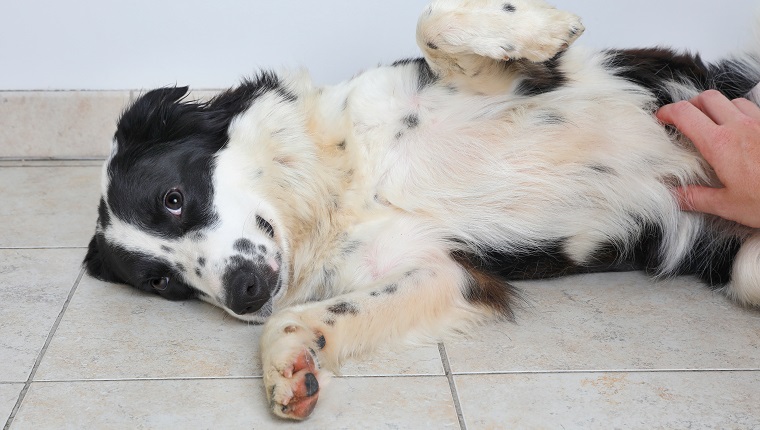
[
  {"xmin": 256, "ymin": 215, "xmax": 275, "ymax": 238},
  {"xmin": 176, "ymin": 263, "xmax": 186, "ymax": 273},
  {"xmin": 513, "ymin": 54, "xmax": 568, "ymax": 96},
  {"xmin": 323, "ymin": 318, "xmax": 336, "ymax": 326},
  {"xmin": 161, "ymin": 245, "xmax": 174, "ymax": 254},
  {"xmin": 403, "ymin": 114, "xmax": 420, "ymax": 129},
  {"xmin": 233, "ymin": 238, "xmax": 256, "ymax": 255},
  {"xmin": 315, "ymin": 334, "xmax": 326, "ymax": 350},
  {"xmin": 394, "ymin": 131, "xmax": 404, "ymax": 140},
  {"xmin": 328, "ymin": 301, "xmax": 359, "ymax": 316},
  {"xmin": 337, "ymin": 140, "xmax": 347, "ymax": 150},
  {"xmin": 383, "ymin": 284, "xmax": 398, "ymax": 294},
  {"xmin": 341, "ymin": 240, "xmax": 362, "ymax": 256},
  {"xmin": 392, "ymin": 58, "xmax": 439, "ymax": 91},
  {"xmin": 195, "ymin": 268, "xmax": 202, "ymax": 277},
  {"xmin": 536, "ymin": 111, "xmax": 567, "ymax": 125},
  {"xmin": 603, "ymin": 48, "xmax": 760, "ymax": 107},
  {"xmin": 426, "ymin": 41, "xmax": 439, "ymax": 50},
  {"xmin": 502, "ymin": 3, "xmax": 516, "ymax": 12},
  {"xmin": 197, "ymin": 257, "xmax": 206, "ymax": 267},
  {"xmin": 588, "ymin": 164, "xmax": 616, "ymax": 175}
]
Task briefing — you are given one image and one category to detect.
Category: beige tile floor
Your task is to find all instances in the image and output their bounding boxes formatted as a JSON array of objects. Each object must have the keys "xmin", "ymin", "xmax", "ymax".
[{"xmin": 1, "ymin": 161, "xmax": 759, "ymax": 429}]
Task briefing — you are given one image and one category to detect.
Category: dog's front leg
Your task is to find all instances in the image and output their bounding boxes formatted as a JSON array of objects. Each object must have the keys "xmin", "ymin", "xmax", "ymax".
[
  {"xmin": 260, "ymin": 255, "xmax": 492, "ymax": 420},
  {"xmin": 417, "ymin": 0, "xmax": 584, "ymax": 78}
]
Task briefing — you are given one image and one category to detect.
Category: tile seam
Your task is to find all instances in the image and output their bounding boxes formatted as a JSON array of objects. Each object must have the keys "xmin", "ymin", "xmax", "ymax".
[
  {"xmin": 439, "ymin": 343, "xmax": 467, "ymax": 430},
  {"xmin": 3, "ymin": 268, "xmax": 84, "ymax": 430},
  {"xmin": 451, "ymin": 368, "xmax": 760, "ymax": 376}
]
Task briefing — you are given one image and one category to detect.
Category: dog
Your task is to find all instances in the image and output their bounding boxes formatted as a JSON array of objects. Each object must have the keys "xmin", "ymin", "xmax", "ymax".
[{"xmin": 84, "ymin": 0, "xmax": 760, "ymax": 420}]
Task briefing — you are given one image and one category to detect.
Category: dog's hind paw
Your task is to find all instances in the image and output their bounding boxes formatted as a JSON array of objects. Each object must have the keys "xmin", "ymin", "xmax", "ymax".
[{"xmin": 419, "ymin": 0, "xmax": 585, "ymax": 64}]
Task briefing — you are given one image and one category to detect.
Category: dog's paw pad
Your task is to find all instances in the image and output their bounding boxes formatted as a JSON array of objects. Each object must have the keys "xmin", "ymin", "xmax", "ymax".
[{"xmin": 268, "ymin": 348, "xmax": 321, "ymax": 420}]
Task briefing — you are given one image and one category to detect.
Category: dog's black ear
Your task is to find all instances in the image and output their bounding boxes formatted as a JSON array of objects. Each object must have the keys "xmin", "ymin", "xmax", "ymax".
[
  {"xmin": 83, "ymin": 233, "xmax": 122, "ymax": 284},
  {"xmin": 114, "ymin": 86, "xmax": 196, "ymax": 148}
]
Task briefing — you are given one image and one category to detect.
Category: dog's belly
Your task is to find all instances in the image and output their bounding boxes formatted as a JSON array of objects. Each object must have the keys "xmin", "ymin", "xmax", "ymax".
[{"xmin": 332, "ymin": 62, "xmax": 703, "ymax": 261}]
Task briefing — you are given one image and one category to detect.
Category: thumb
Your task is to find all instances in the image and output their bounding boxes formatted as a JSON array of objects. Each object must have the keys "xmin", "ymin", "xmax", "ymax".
[{"xmin": 675, "ymin": 185, "xmax": 728, "ymax": 217}]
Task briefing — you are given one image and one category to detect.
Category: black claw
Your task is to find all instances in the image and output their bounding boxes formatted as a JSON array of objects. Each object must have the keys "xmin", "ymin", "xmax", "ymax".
[{"xmin": 304, "ymin": 372, "xmax": 319, "ymax": 397}]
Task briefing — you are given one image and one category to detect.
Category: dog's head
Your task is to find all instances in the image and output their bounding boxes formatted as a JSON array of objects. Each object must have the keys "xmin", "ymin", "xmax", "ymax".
[{"xmin": 85, "ymin": 82, "xmax": 291, "ymax": 323}]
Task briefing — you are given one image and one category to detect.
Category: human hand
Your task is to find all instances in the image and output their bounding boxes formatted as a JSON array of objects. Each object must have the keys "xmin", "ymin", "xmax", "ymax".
[{"xmin": 656, "ymin": 89, "xmax": 760, "ymax": 229}]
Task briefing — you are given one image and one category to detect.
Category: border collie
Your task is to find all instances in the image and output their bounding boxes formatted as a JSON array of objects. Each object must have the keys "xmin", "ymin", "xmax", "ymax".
[{"xmin": 84, "ymin": 0, "xmax": 760, "ymax": 420}]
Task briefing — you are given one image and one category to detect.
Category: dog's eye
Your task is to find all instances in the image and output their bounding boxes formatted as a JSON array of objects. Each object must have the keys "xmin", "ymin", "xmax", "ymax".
[
  {"xmin": 150, "ymin": 277, "xmax": 170, "ymax": 291},
  {"xmin": 164, "ymin": 189, "xmax": 183, "ymax": 216}
]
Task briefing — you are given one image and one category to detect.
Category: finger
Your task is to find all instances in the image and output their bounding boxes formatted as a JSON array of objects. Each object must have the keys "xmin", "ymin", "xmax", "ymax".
[
  {"xmin": 690, "ymin": 90, "xmax": 743, "ymax": 125},
  {"xmin": 675, "ymin": 185, "xmax": 730, "ymax": 218},
  {"xmin": 656, "ymin": 101, "xmax": 721, "ymax": 164},
  {"xmin": 731, "ymin": 98, "xmax": 760, "ymax": 121}
]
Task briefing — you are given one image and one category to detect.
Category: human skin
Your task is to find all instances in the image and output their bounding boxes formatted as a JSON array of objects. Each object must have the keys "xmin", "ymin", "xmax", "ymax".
[{"xmin": 657, "ymin": 89, "xmax": 760, "ymax": 229}]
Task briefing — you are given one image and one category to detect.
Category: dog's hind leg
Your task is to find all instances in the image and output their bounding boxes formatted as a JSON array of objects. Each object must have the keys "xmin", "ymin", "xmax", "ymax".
[
  {"xmin": 417, "ymin": 0, "xmax": 584, "ymax": 81},
  {"xmin": 259, "ymin": 250, "xmax": 514, "ymax": 420}
]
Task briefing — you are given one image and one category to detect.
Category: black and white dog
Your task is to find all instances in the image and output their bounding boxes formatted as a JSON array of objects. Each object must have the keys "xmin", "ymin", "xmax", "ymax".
[{"xmin": 84, "ymin": 0, "xmax": 760, "ymax": 420}]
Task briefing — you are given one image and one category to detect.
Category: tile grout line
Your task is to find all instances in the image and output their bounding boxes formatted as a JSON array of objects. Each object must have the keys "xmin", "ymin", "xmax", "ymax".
[
  {"xmin": 0, "ymin": 247, "xmax": 88, "ymax": 250},
  {"xmin": 451, "ymin": 368, "xmax": 760, "ymax": 376},
  {"xmin": 3, "ymin": 269, "xmax": 85, "ymax": 430},
  {"xmin": 30, "ymin": 374, "xmax": 444, "ymax": 384},
  {"xmin": 438, "ymin": 343, "xmax": 467, "ymax": 430}
]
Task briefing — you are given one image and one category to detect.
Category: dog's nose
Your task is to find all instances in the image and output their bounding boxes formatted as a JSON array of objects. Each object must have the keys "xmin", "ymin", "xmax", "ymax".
[
  {"xmin": 223, "ymin": 260, "xmax": 276, "ymax": 315},
  {"xmin": 226, "ymin": 271, "xmax": 271, "ymax": 315}
]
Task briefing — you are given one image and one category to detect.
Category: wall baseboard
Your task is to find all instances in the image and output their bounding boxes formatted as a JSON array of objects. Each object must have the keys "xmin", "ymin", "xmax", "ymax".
[{"xmin": 0, "ymin": 90, "xmax": 220, "ymax": 159}]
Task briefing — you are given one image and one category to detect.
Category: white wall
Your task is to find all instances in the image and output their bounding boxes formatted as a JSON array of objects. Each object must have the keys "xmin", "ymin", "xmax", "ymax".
[{"xmin": 1, "ymin": 0, "xmax": 757, "ymax": 90}]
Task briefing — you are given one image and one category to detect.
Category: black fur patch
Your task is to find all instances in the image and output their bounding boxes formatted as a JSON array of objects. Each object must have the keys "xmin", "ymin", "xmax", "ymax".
[
  {"xmin": 403, "ymin": 114, "xmax": 420, "ymax": 129},
  {"xmin": 513, "ymin": 54, "xmax": 568, "ymax": 96},
  {"xmin": 588, "ymin": 164, "xmax": 616, "ymax": 175},
  {"xmin": 197, "ymin": 257, "xmax": 206, "ymax": 267},
  {"xmin": 315, "ymin": 334, "xmax": 326, "ymax": 350},
  {"xmin": 256, "ymin": 215, "xmax": 275, "ymax": 238},
  {"xmin": 84, "ymin": 233, "xmax": 196, "ymax": 301},
  {"xmin": 671, "ymin": 222, "xmax": 743, "ymax": 287},
  {"xmin": 97, "ymin": 198, "xmax": 111, "ymax": 228},
  {"xmin": 503, "ymin": 3, "xmax": 516, "ymax": 12},
  {"xmin": 392, "ymin": 58, "xmax": 439, "ymax": 91},
  {"xmin": 603, "ymin": 48, "xmax": 760, "ymax": 107},
  {"xmin": 328, "ymin": 301, "xmax": 359, "ymax": 316},
  {"xmin": 451, "ymin": 251, "xmax": 520, "ymax": 318},
  {"xmin": 233, "ymin": 238, "xmax": 256, "ymax": 255},
  {"xmin": 536, "ymin": 110, "xmax": 567, "ymax": 125}
]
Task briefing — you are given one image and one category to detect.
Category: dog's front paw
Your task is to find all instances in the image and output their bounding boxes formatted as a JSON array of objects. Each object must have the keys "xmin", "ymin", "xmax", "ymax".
[
  {"xmin": 261, "ymin": 318, "xmax": 330, "ymax": 420},
  {"xmin": 265, "ymin": 346, "xmax": 321, "ymax": 420}
]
